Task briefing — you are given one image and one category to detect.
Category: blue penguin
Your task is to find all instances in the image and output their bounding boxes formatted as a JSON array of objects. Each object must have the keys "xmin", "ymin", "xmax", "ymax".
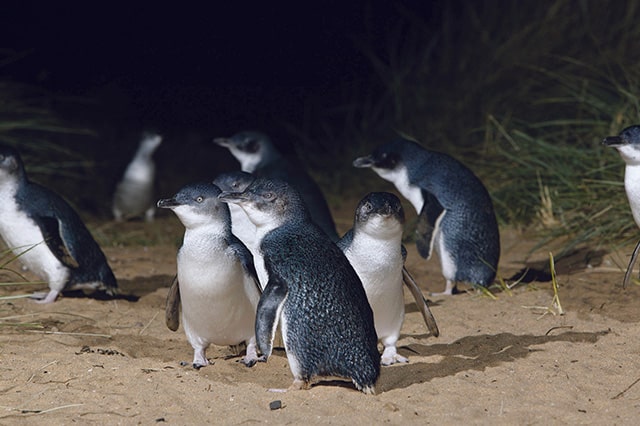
[
  {"xmin": 158, "ymin": 182, "xmax": 262, "ymax": 368},
  {"xmin": 218, "ymin": 178, "xmax": 380, "ymax": 393},
  {"xmin": 603, "ymin": 125, "xmax": 640, "ymax": 288},
  {"xmin": 112, "ymin": 132, "xmax": 162, "ymax": 222},
  {"xmin": 338, "ymin": 192, "xmax": 439, "ymax": 365},
  {"xmin": 0, "ymin": 144, "xmax": 117, "ymax": 303},
  {"xmin": 213, "ymin": 131, "xmax": 339, "ymax": 241},
  {"xmin": 353, "ymin": 138, "xmax": 500, "ymax": 295},
  {"xmin": 212, "ymin": 171, "xmax": 268, "ymax": 288}
]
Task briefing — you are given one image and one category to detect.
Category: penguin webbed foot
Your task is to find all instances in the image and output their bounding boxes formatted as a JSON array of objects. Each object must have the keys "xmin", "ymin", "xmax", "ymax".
[
  {"xmin": 30, "ymin": 290, "xmax": 59, "ymax": 304},
  {"xmin": 381, "ymin": 346, "xmax": 409, "ymax": 366}
]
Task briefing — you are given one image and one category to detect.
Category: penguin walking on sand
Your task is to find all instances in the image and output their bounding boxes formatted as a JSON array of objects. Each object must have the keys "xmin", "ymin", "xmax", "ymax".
[
  {"xmin": 353, "ymin": 138, "xmax": 500, "ymax": 296},
  {"xmin": 603, "ymin": 125, "xmax": 640, "ymax": 288},
  {"xmin": 218, "ymin": 178, "xmax": 380, "ymax": 393},
  {"xmin": 158, "ymin": 182, "xmax": 262, "ymax": 368},
  {"xmin": 0, "ymin": 144, "xmax": 117, "ymax": 303},
  {"xmin": 214, "ymin": 131, "xmax": 339, "ymax": 241},
  {"xmin": 112, "ymin": 132, "xmax": 162, "ymax": 222},
  {"xmin": 338, "ymin": 192, "xmax": 439, "ymax": 365}
]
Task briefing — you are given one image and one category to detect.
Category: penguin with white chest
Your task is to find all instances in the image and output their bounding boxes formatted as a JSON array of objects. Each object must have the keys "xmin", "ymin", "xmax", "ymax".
[
  {"xmin": 218, "ymin": 178, "xmax": 380, "ymax": 393},
  {"xmin": 214, "ymin": 131, "xmax": 339, "ymax": 241},
  {"xmin": 353, "ymin": 138, "xmax": 500, "ymax": 296},
  {"xmin": 603, "ymin": 125, "xmax": 640, "ymax": 287},
  {"xmin": 0, "ymin": 144, "xmax": 117, "ymax": 303},
  {"xmin": 112, "ymin": 132, "xmax": 162, "ymax": 222},
  {"xmin": 338, "ymin": 192, "xmax": 439, "ymax": 365},
  {"xmin": 158, "ymin": 182, "xmax": 262, "ymax": 368}
]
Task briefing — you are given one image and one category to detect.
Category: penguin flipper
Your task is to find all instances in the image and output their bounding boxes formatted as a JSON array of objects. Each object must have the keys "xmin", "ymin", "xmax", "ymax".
[
  {"xmin": 165, "ymin": 275, "xmax": 180, "ymax": 331},
  {"xmin": 255, "ymin": 277, "xmax": 288, "ymax": 360},
  {"xmin": 402, "ymin": 266, "xmax": 439, "ymax": 337},
  {"xmin": 37, "ymin": 216, "xmax": 80, "ymax": 268},
  {"xmin": 415, "ymin": 192, "xmax": 444, "ymax": 259},
  {"xmin": 230, "ymin": 237, "xmax": 262, "ymax": 294}
]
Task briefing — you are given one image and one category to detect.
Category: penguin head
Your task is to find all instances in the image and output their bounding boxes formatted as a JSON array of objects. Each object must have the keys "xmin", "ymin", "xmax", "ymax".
[
  {"xmin": 0, "ymin": 145, "xmax": 26, "ymax": 185},
  {"xmin": 212, "ymin": 171, "xmax": 256, "ymax": 194},
  {"xmin": 218, "ymin": 177, "xmax": 307, "ymax": 230},
  {"xmin": 157, "ymin": 182, "xmax": 230, "ymax": 229},
  {"xmin": 138, "ymin": 132, "xmax": 162, "ymax": 155},
  {"xmin": 604, "ymin": 125, "xmax": 640, "ymax": 165},
  {"xmin": 213, "ymin": 131, "xmax": 274, "ymax": 173},
  {"xmin": 353, "ymin": 139, "xmax": 414, "ymax": 184},
  {"xmin": 354, "ymin": 192, "xmax": 405, "ymax": 239}
]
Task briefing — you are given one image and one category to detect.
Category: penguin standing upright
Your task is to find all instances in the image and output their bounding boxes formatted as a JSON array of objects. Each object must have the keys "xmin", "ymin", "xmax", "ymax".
[
  {"xmin": 353, "ymin": 138, "xmax": 500, "ymax": 295},
  {"xmin": 112, "ymin": 132, "xmax": 162, "ymax": 222},
  {"xmin": 0, "ymin": 145, "xmax": 117, "ymax": 303},
  {"xmin": 158, "ymin": 182, "xmax": 262, "ymax": 368},
  {"xmin": 603, "ymin": 125, "xmax": 640, "ymax": 287},
  {"xmin": 214, "ymin": 131, "xmax": 339, "ymax": 241},
  {"xmin": 338, "ymin": 192, "xmax": 438, "ymax": 365},
  {"xmin": 218, "ymin": 178, "xmax": 380, "ymax": 393}
]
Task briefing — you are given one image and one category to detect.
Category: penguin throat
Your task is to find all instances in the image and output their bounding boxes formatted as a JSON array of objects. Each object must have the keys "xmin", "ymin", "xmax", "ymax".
[{"xmin": 373, "ymin": 165, "xmax": 424, "ymax": 214}]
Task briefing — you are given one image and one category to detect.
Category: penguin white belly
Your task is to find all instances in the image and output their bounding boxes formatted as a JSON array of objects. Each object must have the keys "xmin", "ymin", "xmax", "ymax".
[
  {"xmin": 624, "ymin": 165, "xmax": 640, "ymax": 228},
  {"xmin": 344, "ymin": 238, "xmax": 404, "ymax": 341},
  {"xmin": 0, "ymin": 193, "xmax": 68, "ymax": 291},
  {"xmin": 434, "ymin": 215, "xmax": 456, "ymax": 282},
  {"xmin": 177, "ymin": 244, "xmax": 258, "ymax": 348}
]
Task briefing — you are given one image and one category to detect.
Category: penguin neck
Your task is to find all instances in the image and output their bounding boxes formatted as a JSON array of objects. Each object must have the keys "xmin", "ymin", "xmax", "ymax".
[
  {"xmin": 624, "ymin": 164, "xmax": 640, "ymax": 227},
  {"xmin": 183, "ymin": 223, "xmax": 229, "ymax": 249},
  {"xmin": 123, "ymin": 155, "xmax": 155, "ymax": 183},
  {"xmin": 374, "ymin": 166, "xmax": 424, "ymax": 214},
  {"xmin": 0, "ymin": 176, "xmax": 21, "ymax": 207}
]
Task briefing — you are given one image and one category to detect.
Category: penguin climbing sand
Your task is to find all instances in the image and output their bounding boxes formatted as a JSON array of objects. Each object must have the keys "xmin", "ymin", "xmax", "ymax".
[
  {"xmin": 353, "ymin": 138, "xmax": 500, "ymax": 295},
  {"xmin": 0, "ymin": 144, "xmax": 117, "ymax": 303},
  {"xmin": 338, "ymin": 192, "xmax": 439, "ymax": 365},
  {"xmin": 112, "ymin": 132, "xmax": 162, "ymax": 222},
  {"xmin": 213, "ymin": 131, "xmax": 339, "ymax": 241},
  {"xmin": 603, "ymin": 125, "xmax": 640, "ymax": 288},
  {"xmin": 158, "ymin": 182, "xmax": 262, "ymax": 368},
  {"xmin": 218, "ymin": 178, "xmax": 380, "ymax": 393}
]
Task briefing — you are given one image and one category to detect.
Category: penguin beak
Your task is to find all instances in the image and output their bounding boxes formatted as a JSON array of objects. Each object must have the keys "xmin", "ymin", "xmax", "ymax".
[
  {"xmin": 213, "ymin": 137, "xmax": 231, "ymax": 147},
  {"xmin": 603, "ymin": 135, "xmax": 624, "ymax": 147},
  {"xmin": 157, "ymin": 198, "xmax": 180, "ymax": 209},
  {"xmin": 218, "ymin": 191, "xmax": 249, "ymax": 204},
  {"xmin": 353, "ymin": 155, "xmax": 374, "ymax": 168}
]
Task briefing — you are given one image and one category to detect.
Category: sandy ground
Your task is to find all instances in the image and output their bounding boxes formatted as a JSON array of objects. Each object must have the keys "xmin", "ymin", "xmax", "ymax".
[{"xmin": 1, "ymin": 213, "xmax": 640, "ymax": 425}]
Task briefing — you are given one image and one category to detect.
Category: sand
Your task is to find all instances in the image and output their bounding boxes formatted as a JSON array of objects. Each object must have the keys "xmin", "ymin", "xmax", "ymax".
[{"xmin": 1, "ymin": 215, "xmax": 640, "ymax": 425}]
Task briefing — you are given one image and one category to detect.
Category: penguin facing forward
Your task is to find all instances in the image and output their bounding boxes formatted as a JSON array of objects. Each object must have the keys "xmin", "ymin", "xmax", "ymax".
[
  {"xmin": 218, "ymin": 178, "xmax": 380, "ymax": 393},
  {"xmin": 603, "ymin": 125, "xmax": 640, "ymax": 288},
  {"xmin": 213, "ymin": 131, "xmax": 339, "ymax": 241},
  {"xmin": 112, "ymin": 132, "xmax": 162, "ymax": 222},
  {"xmin": 158, "ymin": 182, "xmax": 262, "ymax": 368},
  {"xmin": 0, "ymin": 145, "xmax": 117, "ymax": 303},
  {"xmin": 338, "ymin": 192, "xmax": 439, "ymax": 366},
  {"xmin": 353, "ymin": 138, "xmax": 500, "ymax": 296}
]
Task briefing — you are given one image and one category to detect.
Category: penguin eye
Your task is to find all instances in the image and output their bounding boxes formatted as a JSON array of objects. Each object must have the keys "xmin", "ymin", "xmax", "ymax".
[
  {"xmin": 195, "ymin": 196, "xmax": 204, "ymax": 203},
  {"xmin": 263, "ymin": 192, "xmax": 275, "ymax": 201}
]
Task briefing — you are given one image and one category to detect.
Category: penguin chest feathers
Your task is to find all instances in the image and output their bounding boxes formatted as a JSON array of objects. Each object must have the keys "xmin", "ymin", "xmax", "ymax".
[
  {"xmin": 373, "ymin": 165, "xmax": 424, "ymax": 214},
  {"xmin": 625, "ymin": 164, "xmax": 640, "ymax": 228}
]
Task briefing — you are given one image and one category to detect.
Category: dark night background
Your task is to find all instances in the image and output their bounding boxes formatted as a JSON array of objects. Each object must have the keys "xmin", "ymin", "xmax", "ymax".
[{"xmin": 1, "ymin": 1, "xmax": 437, "ymax": 214}]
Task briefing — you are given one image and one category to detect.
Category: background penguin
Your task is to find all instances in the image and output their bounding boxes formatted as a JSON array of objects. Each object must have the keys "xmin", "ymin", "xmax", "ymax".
[
  {"xmin": 218, "ymin": 178, "xmax": 380, "ymax": 393},
  {"xmin": 603, "ymin": 125, "xmax": 640, "ymax": 287},
  {"xmin": 158, "ymin": 182, "xmax": 262, "ymax": 368},
  {"xmin": 112, "ymin": 132, "xmax": 162, "ymax": 222},
  {"xmin": 213, "ymin": 130, "xmax": 339, "ymax": 241},
  {"xmin": 0, "ymin": 144, "xmax": 117, "ymax": 303},
  {"xmin": 337, "ymin": 192, "xmax": 439, "ymax": 366},
  {"xmin": 353, "ymin": 138, "xmax": 500, "ymax": 295}
]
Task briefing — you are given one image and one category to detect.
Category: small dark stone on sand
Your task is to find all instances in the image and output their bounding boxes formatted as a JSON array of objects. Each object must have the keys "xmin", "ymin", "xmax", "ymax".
[{"xmin": 269, "ymin": 400, "xmax": 282, "ymax": 410}]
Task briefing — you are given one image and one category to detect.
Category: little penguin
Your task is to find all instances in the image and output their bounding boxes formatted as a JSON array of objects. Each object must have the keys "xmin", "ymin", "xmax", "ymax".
[
  {"xmin": 158, "ymin": 182, "xmax": 262, "ymax": 368},
  {"xmin": 603, "ymin": 125, "xmax": 640, "ymax": 288},
  {"xmin": 213, "ymin": 131, "xmax": 339, "ymax": 241},
  {"xmin": 112, "ymin": 132, "xmax": 162, "ymax": 222},
  {"xmin": 337, "ymin": 192, "xmax": 439, "ymax": 366},
  {"xmin": 353, "ymin": 138, "xmax": 500, "ymax": 295},
  {"xmin": 218, "ymin": 178, "xmax": 380, "ymax": 393},
  {"xmin": 0, "ymin": 144, "xmax": 117, "ymax": 303}
]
